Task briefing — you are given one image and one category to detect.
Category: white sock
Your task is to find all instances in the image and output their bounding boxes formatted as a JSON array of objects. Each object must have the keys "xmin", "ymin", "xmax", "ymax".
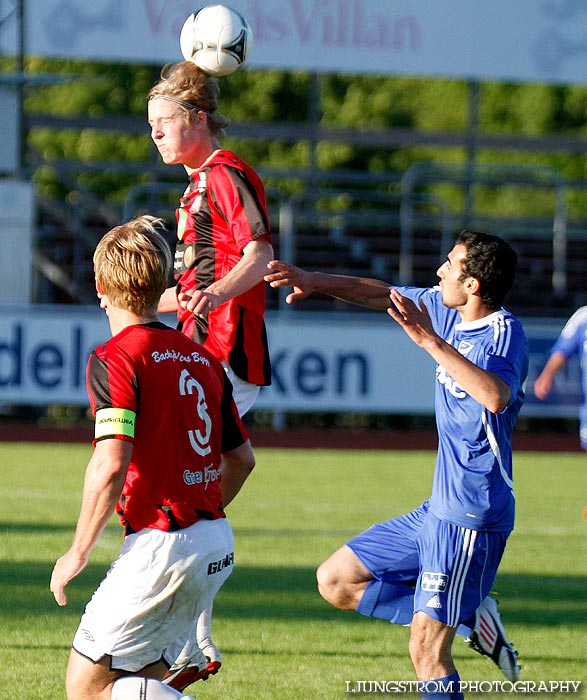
[
  {"xmin": 111, "ymin": 676, "xmax": 195, "ymax": 700},
  {"xmin": 196, "ymin": 603, "xmax": 213, "ymax": 644}
]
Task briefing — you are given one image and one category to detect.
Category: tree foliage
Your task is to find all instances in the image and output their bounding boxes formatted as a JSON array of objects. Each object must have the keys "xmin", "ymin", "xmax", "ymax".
[{"xmin": 14, "ymin": 56, "xmax": 587, "ymax": 219}]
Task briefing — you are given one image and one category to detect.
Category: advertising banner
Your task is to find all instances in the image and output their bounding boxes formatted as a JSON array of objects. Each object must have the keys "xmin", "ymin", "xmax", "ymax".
[
  {"xmin": 1, "ymin": 1, "xmax": 586, "ymax": 85},
  {"xmin": 0, "ymin": 307, "xmax": 572, "ymax": 417}
]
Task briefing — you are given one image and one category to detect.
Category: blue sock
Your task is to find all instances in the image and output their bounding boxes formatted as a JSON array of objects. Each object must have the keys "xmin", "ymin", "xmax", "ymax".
[
  {"xmin": 420, "ymin": 671, "xmax": 463, "ymax": 700},
  {"xmin": 355, "ymin": 579, "xmax": 414, "ymax": 625}
]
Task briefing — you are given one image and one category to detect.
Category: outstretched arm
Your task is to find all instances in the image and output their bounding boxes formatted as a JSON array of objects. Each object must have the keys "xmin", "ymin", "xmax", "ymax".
[{"xmin": 265, "ymin": 260, "xmax": 391, "ymax": 310}]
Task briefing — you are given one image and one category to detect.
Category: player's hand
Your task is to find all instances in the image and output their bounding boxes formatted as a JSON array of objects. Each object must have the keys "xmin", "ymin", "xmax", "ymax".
[
  {"xmin": 178, "ymin": 289, "xmax": 221, "ymax": 318},
  {"xmin": 50, "ymin": 550, "xmax": 89, "ymax": 606},
  {"xmin": 264, "ymin": 260, "xmax": 314, "ymax": 304},
  {"xmin": 387, "ymin": 288, "xmax": 436, "ymax": 347}
]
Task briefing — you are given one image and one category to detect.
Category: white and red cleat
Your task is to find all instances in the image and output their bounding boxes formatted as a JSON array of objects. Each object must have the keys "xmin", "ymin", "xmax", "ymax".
[
  {"xmin": 163, "ymin": 640, "xmax": 222, "ymax": 692},
  {"xmin": 466, "ymin": 596, "xmax": 521, "ymax": 682}
]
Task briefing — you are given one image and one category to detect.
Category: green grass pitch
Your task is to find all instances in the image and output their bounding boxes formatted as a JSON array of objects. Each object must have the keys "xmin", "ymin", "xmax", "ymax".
[{"xmin": 0, "ymin": 442, "xmax": 585, "ymax": 699}]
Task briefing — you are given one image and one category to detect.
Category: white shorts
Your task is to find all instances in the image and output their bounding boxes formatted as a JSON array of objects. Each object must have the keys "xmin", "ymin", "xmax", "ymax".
[
  {"xmin": 222, "ymin": 361, "xmax": 260, "ymax": 417},
  {"xmin": 73, "ymin": 518, "xmax": 234, "ymax": 672}
]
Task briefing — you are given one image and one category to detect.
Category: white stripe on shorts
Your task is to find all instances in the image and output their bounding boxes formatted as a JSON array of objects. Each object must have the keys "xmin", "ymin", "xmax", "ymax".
[{"xmin": 446, "ymin": 527, "xmax": 477, "ymax": 627}]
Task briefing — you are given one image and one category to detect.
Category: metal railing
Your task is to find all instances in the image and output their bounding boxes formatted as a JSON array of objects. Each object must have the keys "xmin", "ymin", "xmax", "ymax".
[
  {"xmin": 399, "ymin": 161, "xmax": 568, "ymax": 295},
  {"xmin": 31, "ymin": 160, "xmax": 577, "ymax": 316}
]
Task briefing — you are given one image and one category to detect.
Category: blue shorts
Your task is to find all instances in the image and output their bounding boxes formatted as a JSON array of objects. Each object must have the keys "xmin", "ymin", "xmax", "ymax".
[{"xmin": 347, "ymin": 501, "xmax": 509, "ymax": 627}]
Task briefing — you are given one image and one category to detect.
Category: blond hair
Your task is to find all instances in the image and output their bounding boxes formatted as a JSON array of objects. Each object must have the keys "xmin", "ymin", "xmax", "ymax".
[
  {"xmin": 148, "ymin": 61, "xmax": 230, "ymax": 137},
  {"xmin": 94, "ymin": 215, "xmax": 171, "ymax": 315}
]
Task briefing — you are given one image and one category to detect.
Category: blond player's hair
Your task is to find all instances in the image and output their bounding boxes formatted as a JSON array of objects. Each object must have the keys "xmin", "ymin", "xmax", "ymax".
[
  {"xmin": 148, "ymin": 61, "xmax": 230, "ymax": 137},
  {"xmin": 93, "ymin": 215, "xmax": 171, "ymax": 315}
]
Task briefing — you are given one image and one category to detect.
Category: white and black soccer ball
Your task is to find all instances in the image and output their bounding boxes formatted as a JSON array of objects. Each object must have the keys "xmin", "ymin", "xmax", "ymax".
[{"xmin": 180, "ymin": 4, "xmax": 252, "ymax": 77}]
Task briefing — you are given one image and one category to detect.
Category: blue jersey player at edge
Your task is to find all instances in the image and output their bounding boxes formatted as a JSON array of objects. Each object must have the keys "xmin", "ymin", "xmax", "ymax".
[
  {"xmin": 534, "ymin": 305, "xmax": 587, "ymax": 450},
  {"xmin": 533, "ymin": 307, "xmax": 587, "ymax": 518},
  {"xmin": 265, "ymin": 230, "xmax": 527, "ymax": 700}
]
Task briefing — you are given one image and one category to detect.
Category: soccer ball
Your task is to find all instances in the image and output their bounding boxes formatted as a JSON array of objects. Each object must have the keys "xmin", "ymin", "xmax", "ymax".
[{"xmin": 180, "ymin": 4, "xmax": 252, "ymax": 77}]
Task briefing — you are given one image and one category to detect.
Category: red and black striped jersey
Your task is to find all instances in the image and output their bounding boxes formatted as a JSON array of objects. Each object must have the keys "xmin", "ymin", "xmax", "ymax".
[
  {"xmin": 86, "ymin": 321, "xmax": 248, "ymax": 535},
  {"xmin": 174, "ymin": 149, "xmax": 272, "ymax": 386}
]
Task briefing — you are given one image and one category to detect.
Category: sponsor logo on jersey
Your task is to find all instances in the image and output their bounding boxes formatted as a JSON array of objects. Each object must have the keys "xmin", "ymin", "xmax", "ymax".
[
  {"xmin": 421, "ymin": 571, "xmax": 449, "ymax": 592},
  {"xmin": 183, "ymin": 465, "xmax": 221, "ymax": 487},
  {"xmin": 436, "ymin": 365, "xmax": 466, "ymax": 398},
  {"xmin": 151, "ymin": 348, "xmax": 211, "ymax": 366},
  {"xmin": 183, "ymin": 469, "xmax": 203, "ymax": 485},
  {"xmin": 207, "ymin": 551, "xmax": 234, "ymax": 575},
  {"xmin": 204, "ymin": 466, "xmax": 221, "ymax": 486}
]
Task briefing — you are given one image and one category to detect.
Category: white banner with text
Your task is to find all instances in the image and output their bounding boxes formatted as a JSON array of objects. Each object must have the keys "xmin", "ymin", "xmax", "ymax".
[
  {"xmin": 1, "ymin": 1, "xmax": 586, "ymax": 85},
  {"xmin": 0, "ymin": 307, "xmax": 574, "ymax": 417}
]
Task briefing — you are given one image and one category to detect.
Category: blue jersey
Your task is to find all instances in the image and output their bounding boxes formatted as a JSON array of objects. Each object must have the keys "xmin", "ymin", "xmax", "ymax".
[
  {"xmin": 549, "ymin": 305, "xmax": 587, "ymax": 409},
  {"xmin": 397, "ymin": 286, "xmax": 529, "ymax": 532}
]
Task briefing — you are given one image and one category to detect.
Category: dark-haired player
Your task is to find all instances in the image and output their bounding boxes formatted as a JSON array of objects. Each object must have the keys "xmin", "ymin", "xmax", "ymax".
[{"xmin": 266, "ymin": 230, "xmax": 526, "ymax": 699}]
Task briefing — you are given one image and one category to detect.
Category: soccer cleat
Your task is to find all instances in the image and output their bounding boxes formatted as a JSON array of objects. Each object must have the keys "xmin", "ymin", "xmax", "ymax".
[
  {"xmin": 163, "ymin": 645, "xmax": 210, "ymax": 691},
  {"xmin": 466, "ymin": 596, "xmax": 521, "ymax": 682},
  {"xmin": 163, "ymin": 641, "xmax": 222, "ymax": 692},
  {"xmin": 163, "ymin": 662, "xmax": 211, "ymax": 691},
  {"xmin": 199, "ymin": 638, "xmax": 222, "ymax": 675}
]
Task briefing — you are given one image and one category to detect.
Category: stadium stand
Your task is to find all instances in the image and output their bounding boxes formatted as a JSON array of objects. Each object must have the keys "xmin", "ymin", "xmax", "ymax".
[{"xmin": 32, "ymin": 171, "xmax": 585, "ymax": 319}]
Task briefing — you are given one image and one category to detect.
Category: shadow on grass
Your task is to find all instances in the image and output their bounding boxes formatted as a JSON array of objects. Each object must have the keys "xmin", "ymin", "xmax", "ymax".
[
  {"xmin": 1, "ymin": 560, "xmax": 585, "ymax": 626},
  {"xmin": 0, "ymin": 536, "xmax": 587, "ymax": 627},
  {"xmin": 487, "ymin": 572, "xmax": 587, "ymax": 626},
  {"xmin": 218, "ymin": 567, "xmax": 587, "ymax": 626},
  {"xmin": 0, "ymin": 560, "xmax": 110, "ymax": 617}
]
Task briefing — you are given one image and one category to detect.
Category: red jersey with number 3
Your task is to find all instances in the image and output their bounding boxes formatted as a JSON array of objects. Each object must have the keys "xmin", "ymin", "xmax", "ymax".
[
  {"xmin": 174, "ymin": 149, "xmax": 271, "ymax": 386},
  {"xmin": 86, "ymin": 321, "xmax": 248, "ymax": 535}
]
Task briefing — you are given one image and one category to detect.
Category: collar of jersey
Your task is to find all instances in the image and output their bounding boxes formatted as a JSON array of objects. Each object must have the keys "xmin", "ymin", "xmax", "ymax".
[{"xmin": 454, "ymin": 308, "xmax": 505, "ymax": 331}]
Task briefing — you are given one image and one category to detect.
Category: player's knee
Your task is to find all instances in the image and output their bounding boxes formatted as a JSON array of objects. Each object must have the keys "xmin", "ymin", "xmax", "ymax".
[
  {"xmin": 316, "ymin": 561, "xmax": 352, "ymax": 610},
  {"xmin": 316, "ymin": 560, "xmax": 335, "ymax": 602},
  {"xmin": 316, "ymin": 560, "xmax": 342, "ymax": 603}
]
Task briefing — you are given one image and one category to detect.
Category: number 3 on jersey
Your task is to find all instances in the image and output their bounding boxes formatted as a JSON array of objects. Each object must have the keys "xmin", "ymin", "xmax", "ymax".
[{"xmin": 179, "ymin": 368, "xmax": 212, "ymax": 456}]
